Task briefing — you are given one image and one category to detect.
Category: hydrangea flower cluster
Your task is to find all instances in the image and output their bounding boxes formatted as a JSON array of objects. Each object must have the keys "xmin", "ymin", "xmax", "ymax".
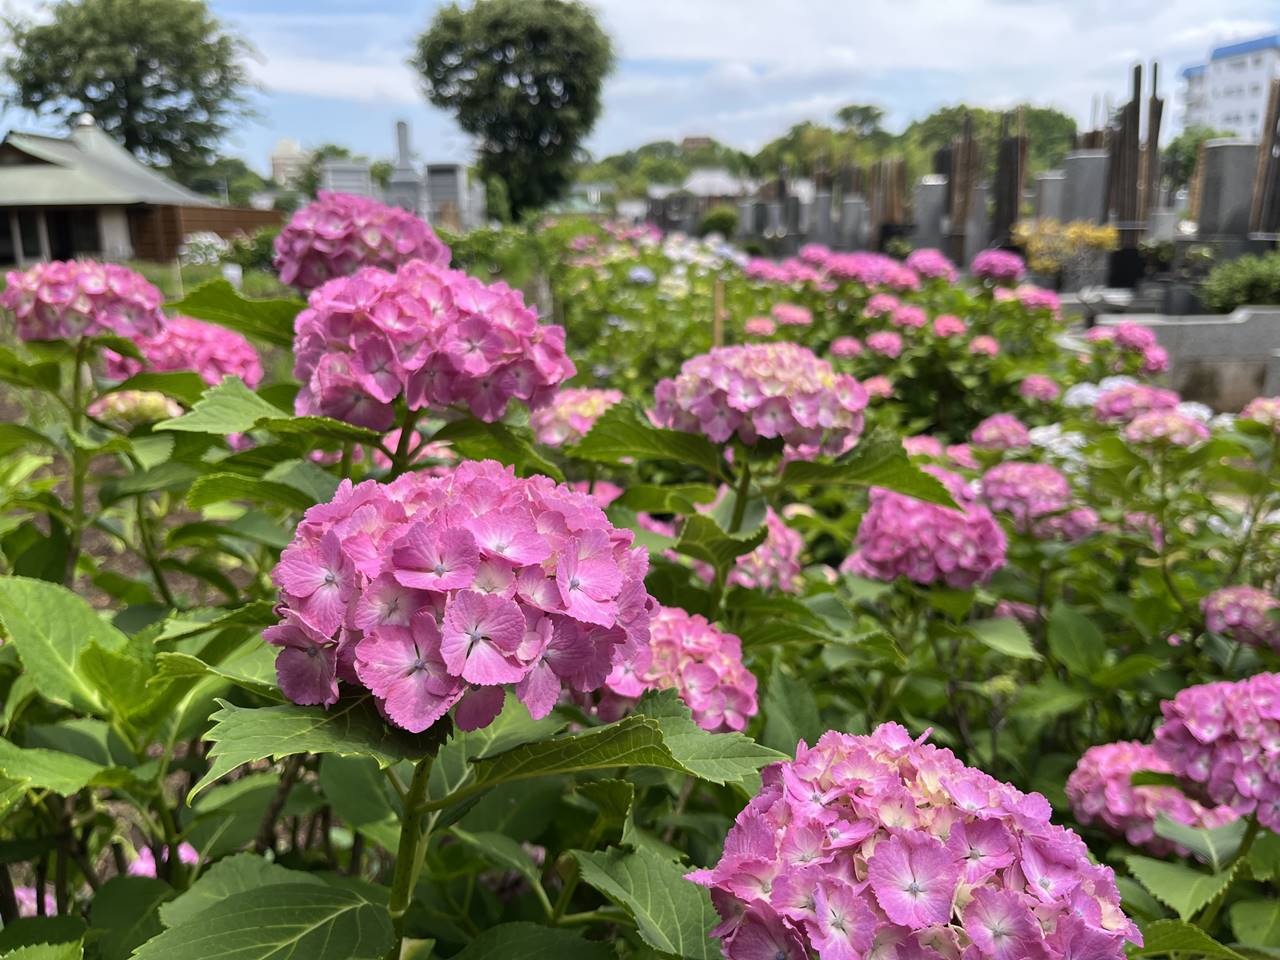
[
  {"xmin": 830, "ymin": 336, "xmax": 862, "ymax": 358},
  {"xmin": 744, "ymin": 316, "xmax": 776, "ymax": 337},
  {"xmin": 1124, "ymin": 410, "xmax": 1210, "ymax": 448},
  {"xmin": 904, "ymin": 247, "xmax": 958, "ymax": 282},
  {"xmin": 970, "ymin": 249, "xmax": 1026, "ymax": 284},
  {"xmin": 1066, "ymin": 741, "xmax": 1236, "ymax": 856},
  {"xmin": 88, "ymin": 390, "xmax": 183, "ymax": 429},
  {"xmin": 1014, "ymin": 285, "xmax": 1063, "ymax": 316},
  {"xmin": 864, "ymin": 294, "xmax": 899, "ymax": 318},
  {"xmin": 970, "ymin": 413, "xmax": 1031, "ymax": 451},
  {"xmin": 866, "ymin": 331, "xmax": 903, "ymax": 359},
  {"xmin": 1241, "ymin": 396, "xmax": 1280, "ymax": 432},
  {"xmin": 1201, "ymin": 586, "xmax": 1280, "ymax": 652},
  {"xmin": 845, "ymin": 466, "xmax": 1007, "ymax": 588},
  {"xmin": 727, "ymin": 507, "xmax": 804, "ymax": 594},
  {"xmin": 969, "ymin": 335, "xmax": 999, "ymax": 357},
  {"xmin": 0, "ymin": 261, "xmax": 165, "ymax": 342},
  {"xmin": 294, "ymin": 260, "xmax": 574, "ymax": 429},
  {"xmin": 652, "ymin": 343, "xmax": 868, "ymax": 459},
  {"xmin": 1020, "ymin": 375, "xmax": 1060, "ymax": 402},
  {"xmin": 265, "ymin": 459, "xmax": 654, "ymax": 733},
  {"xmin": 933, "ymin": 314, "xmax": 966, "ymax": 337},
  {"xmin": 273, "ymin": 192, "xmax": 449, "ymax": 291},
  {"xmin": 691, "ymin": 723, "xmax": 1141, "ymax": 960},
  {"xmin": 1085, "ymin": 323, "xmax": 1169, "ymax": 375},
  {"xmin": 980, "ymin": 462, "xmax": 1071, "ymax": 535},
  {"xmin": 771, "ymin": 303, "xmax": 812, "ymax": 327},
  {"xmin": 603, "ymin": 605, "xmax": 757, "ymax": 732},
  {"xmin": 863, "ymin": 375, "xmax": 893, "ymax": 399},
  {"xmin": 1094, "ymin": 383, "xmax": 1180, "ymax": 423},
  {"xmin": 823, "ymin": 252, "xmax": 920, "ymax": 291},
  {"xmin": 105, "ymin": 315, "xmax": 263, "ymax": 387},
  {"xmin": 1154, "ymin": 673, "xmax": 1280, "ymax": 829},
  {"xmin": 890, "ymin": 304, "xmax": 927, "ymax": 329},
  {"xmin": 530, "ymin": 388, "xmax": 622, "ymax": 447}
]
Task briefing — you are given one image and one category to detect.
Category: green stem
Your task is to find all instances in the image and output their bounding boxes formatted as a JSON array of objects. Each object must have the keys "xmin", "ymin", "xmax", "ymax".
[
  {"xmin": 389, "ymin": 409, "xmax": 422, "ymax": 479},
  {"xmin": 63, "ymin": 337, "xmax": 90, "ymax": 586},
  {"xmin": 728, "ymin": 457, "xmax": 751, "ymax": 535},
  {"xmin": 385, "ymin": 755, "xmax": 435, "ymax": 958},
  {"xmin": 136, "ymin": 496, "xmax": 177, "ymax": 608},
  {"xmin": 1196, "ymin": 816, "xmax": 1260, "ymax": 932}
]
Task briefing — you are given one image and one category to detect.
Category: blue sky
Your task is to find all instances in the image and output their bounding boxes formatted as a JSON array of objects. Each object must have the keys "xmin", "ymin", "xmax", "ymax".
[{"xmin": 4, "ymin": 0, "xmax": 1280, "ymax": 175}]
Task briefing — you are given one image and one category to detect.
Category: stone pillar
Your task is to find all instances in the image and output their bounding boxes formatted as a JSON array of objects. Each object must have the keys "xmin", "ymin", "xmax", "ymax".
[
  {"xmin": 810, "ymin": 192, "xmax": 833, "ymax": 244},
  {"xmin": 1198, "ymin": 139, "xmax": 1258, "ymax": 238},
  {"xmin": 912, "ymin": 175, "xmax": 948, "ymax": 249},
  {"xmin": 1034, "ymin": 171, "xmax": 1066, "ymax": 221},
  {"xmin": 839, "ymin": 197, "xmax": 868, "ymax": 250},
  {"xmin": 963, "ymin": 184, "xmax": 990, "ymax": 265},
  {"xmin": 1062, "ymin": 150, "xmax": 1109, "ymax": 224}
]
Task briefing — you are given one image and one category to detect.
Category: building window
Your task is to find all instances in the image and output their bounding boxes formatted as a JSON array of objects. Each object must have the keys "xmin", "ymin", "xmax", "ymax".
[
  {"xmin": 16, "ymin": 210, "xmax": 41, "ymax": 260},
  {"xmin": 0, "ymin": 209, "xmax": 15, "ymax": 265}
]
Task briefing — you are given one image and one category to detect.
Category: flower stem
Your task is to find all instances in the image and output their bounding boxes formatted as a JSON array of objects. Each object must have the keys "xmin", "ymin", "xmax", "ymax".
[
  {"xmin": 386, "ymin": 755, "xmax": 435, "ymax": 958},
  {"xmin": 728, "ymin": 457, "xmax": 751, "ymax": 535},
  {"xmin": 63, "ymin": 337, "xmax": 90, "ymax": 586}
]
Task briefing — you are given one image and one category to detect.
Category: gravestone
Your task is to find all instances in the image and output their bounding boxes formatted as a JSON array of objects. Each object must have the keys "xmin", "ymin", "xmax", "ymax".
[
  {"xmin": 838, "ymin": 197, "xmax": 868, "ymax": 249},
  {"xmin": 1062, "ymin": 150, "xmax": 1109, "ymax": 224},
  {"xmin": 384, "ymin": 121, "xmax": 424, "ymax": 214},
  {"xmin": 1034, "ymin": 171, "xmax": 1065, "ymax": 220},
  {"xmin": 319, "ymin": 161, "xmax": 374, "ymax": 198},
  {"xmin": 810, "ymin": 192, "xmax": 834, "ymax": 244},
  {"xmin": 1148, "ymin": 208, "xmax": 1179, "ymax": 242},
  {"xmin": 736, "ymin": 201, "xmax": 754, "ymax": 238},
  {"xmin": 963, "ymin": 184, "xmax": 990, "ymax": 266},
  {"xmin": 1198, "ymin": 139, "xmax": 1258, "ymax": 238},
  {"xmin": 913, "ymin": 175, "xmax": 948, "ymax": 249}
]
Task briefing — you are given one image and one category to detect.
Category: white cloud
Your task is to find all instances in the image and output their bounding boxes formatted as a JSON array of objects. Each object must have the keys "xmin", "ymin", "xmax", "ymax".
[{"xmin": 249, "ymin": 56, "xmax": 421, "ymax": 104}]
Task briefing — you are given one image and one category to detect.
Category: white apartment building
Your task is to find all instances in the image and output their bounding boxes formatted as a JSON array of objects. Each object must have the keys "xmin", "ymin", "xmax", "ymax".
[{"xmin": 1181, "ymin": 34, "xmax": 1280, "ymax": 137}]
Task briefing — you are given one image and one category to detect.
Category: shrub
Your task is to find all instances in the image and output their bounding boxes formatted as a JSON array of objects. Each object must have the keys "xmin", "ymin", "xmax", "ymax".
[
  {"xmin": 1201, "ymin": 250, "xmax": 1280, "ymax": 312},
  {"xmin": 698, "ymin": 203, "xmax": 738, "ymax": 237}
]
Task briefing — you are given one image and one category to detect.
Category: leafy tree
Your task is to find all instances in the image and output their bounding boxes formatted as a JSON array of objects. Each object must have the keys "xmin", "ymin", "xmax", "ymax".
[
  {"xmin": 836, "ymin": 103, "xmax": 885, "ymax": 137},
  {"xmin": 370, "ymin": 159, "xmax": 394, "ymax": 190},
  {"xmin": 1, "ymin": 0, "xmax": 252, "ymax": 176},
  {"xmin": 412, "ymin": 0, "xmax": 614, "ymax": 219},
  {"xmin": 179, "ymin": 156, "xmax": 269, "ymax": 207},
  {"xmin": 296, "ymin": 144, "xmax": 352, "ymax": 200},
  {"xmin": 1164, "ymin": 125, "xmax": 1231, "ymax": 191}
]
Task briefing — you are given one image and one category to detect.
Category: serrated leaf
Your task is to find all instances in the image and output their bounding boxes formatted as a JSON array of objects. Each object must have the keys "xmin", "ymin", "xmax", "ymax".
[
  {"xmin": 432, "ymin": 417, "xmax": 563, "ymax": 481},
  {"xmin": 450, "ymin": 923, "xmax": 611, "ymax": 960},
  {"xmin": 0, "ymin": 943, "xmax": 83, "ymax": 960},
  {"xmin": 168, "ymin": 278, "xmax": 302, "ymax": 348},
  {"xmin": 1231, "ymin": 898, "xmax": 1280, "ymax": 948},
  {"xmin": 158, "ymin": 854, "xmax": 326, "ymax": 929},
  {"xmin": 107, "ymin": 372, "xmax": 207, "ymax": 406},
  {"xmin": 1152, "ymin": 815, "xmax": 1249, "ymax": 872},
  {"xmin": 614, "ymin": 483, "xmax": 719, "ymax": 515},
  {"xmin": 89, "ymin": 876, "xmax": 173, "ymax": 960},
  {"xmin": 98, "ymin": 462, "xmax": 201, "ymax": 506},
  {"xmin": 129, "ymin": 882, "xmax": 392, "ymax": 960},
  {"xmin": 0, "ymin": 916, "xmax": 85, "ymax": 955},
  {"xmin": 253, "ymin": 416, "xmax": 384, "ymax": 445},
  {"xmin": 151, "ymin": 646, "xmax": 281, "ymax": 700},
  {"xmin": 1125, "ymin": 855, "xmax": 1236, "ymax": 920},
  {"xmin": 0, "ymin": 577, "xmax": 127, "ymax": 713},
  {"xmin": 968, "ymin": 617, "xmax": 1041, "ymax": 660},
  {"xmin": 156, "ymin": 377, "xmax": 285, "ymax": 434},
  {"xmin": 0, "ymin": 346, "xmax": 59, "ymax": 393},
  {"xmin": 568, "ymin": 401, "xmax": 723, "ymax": 477},
  {"xmin": 0, "ymin": 424, "xmax": 57, "ymax": 457},
  {"xmin": 186, "ymin": 473, "xmax": 317, "ymax": 511},
  {"xmin": 262, "ymin": 459, "xmax": 340, "ymax": 504},
  {"xmin": 673, "ymin": 513, "xmax": 767, "ymax": 577},
  {"xmin": 577, "ymin": 779, "xmax": 635, "ymax": 824},
  {"xmin": 1248, "ymin": 829, "xmax": 1280, "ymax": 882},
  {"xmin": 1129, "ymin": 918, "xmax": 1246, "ymax": 958},
  {"xmin": 189, "ymin": 698, "xmax": 431, "ymax": 801},
  {"xmin": 0, "ymin": 738, "xmax": 105, "ymax": 795},
  {"xmin": 573, "ymin": 846, "xmax": 719, "ymax": 959},
  {"xmin": 1046, "ymin": 602, "xmax": 1106, "ymax": 677},
  {"xmin": 762, "ymin": 665, "xmax": 822, "ymax": 754},
  {"xmin": 777, "ymin": 436, "xmax": 957, "ymax": 507},
  {"xmin": 636, "ymin": 689, "xmax": 786, "ymax": 785}
]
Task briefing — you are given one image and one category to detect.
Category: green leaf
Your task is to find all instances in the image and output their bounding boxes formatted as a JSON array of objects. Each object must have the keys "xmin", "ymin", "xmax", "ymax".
[
  {"xmin": 0, "ymin": 917, "xmax": 85, "ymax": 955},
  {"xmin": 0, "ymin": 577, "xmax": 127, "ymax": 713},
  {"xmin": 130, "ymin": 883, "xmax": 392, "ymax": 960},
  {"xmin": 262, "ymin": 459, "xmax": 340, "ymax": 504},
  {"xmin": 432, "ymin": 417, "xmax": 564, "ymax": 481},
  {"xmin": 573, "ymin": 846, "xmax": 719, "ymax": 959},
  {"xmin": 89, "ymin": 877, "xmax": 173, "ymax": 960},
  {"xmin": 1247, "ymin": 829, "xmax": 1280, "ymax": 882},
  {"xmin": 1131, "ymin": 770, "xmax": 1180, "ymax": 789},
  {"xmin": 967, "ymin": 618, "xmax": 1041, "ymax": 661},
  {"xmin": 1230, "ymin": 898, "xmax": 1280, "ymax": 948},
  {"xmin": 150, "ymin": 602, "xmax": 278, "ymax": 644},
  {"xmin": 1125, "ymin": 855, "xmax": 1236, "ymax": 920},
  {"xmin": 168, "ymin": 278, "xmax": 302, "ymax": 348},
  {"xmin": 253, "ymin": 416, "xmax": 384, "ymax": 445},
  {"xmin": 0, "ymin": 424, "xmax": 58, "ymax": 458},
  {"xmin": 450, "ymin": 923, "xmax": 612, "ymax": 960},
  {"xmin": 452, "ymin": 827, "xmax": 542, "ymax": 886},
  {"xmin": 0, "ymin": 738, "xmax": 105, "ymax": 795},
  {"xmin": 0, "ymin": 943, "xmax": 83, "ymax": 960},
  {"xmin": 1046, "ymin": 602, "xmax": 1106, "ymax": 677},
  {"xmin": 1152, "ymin": 815, "xmax": 1249, "ymax": 872},
  {"xmin": 1129, "ymin": 919, "xmax": 1246, "ymax": 958},
  {"xmin": 317, "ymin": 756, "xmax": 400, "ymax": 852},
  {"xmin": 576, "ymin": 779, "xmax": 635, "ymax": 824},
  {"xmin": 189, "ymin": 698, "xmax": 431, "ymax": 801},
  {"xmin": 761, "ymin": 665, "xmax": 822, "ymax": 754},
  {"xmin": 107, "ymin": 372, "xmax": 207, "ymax": 406},
  {"xmin": 155, "ymin": 377, "xmax": 285, "ymax": 434},
  {"xmin": 151, "ymin": 648, "xmax": 282, "ymax": 701},
  {"xmin": 635, "ymin": 689, "xmax": 787, "ymax": 785},
  {"xmin": 1010, "ymin": 678, "xmax": 1088, "ymax": 721},
  {"xmin": 672, "ymin": 513, "xmax": 767, "ymax": 578},
  {"xmin": 158, "ymin": 854, "xmax": 326, "ymax": 929},
  {"xmin": 0, "ymin": 346, "xmax": 59, "ymax": 393},
  {"xmin": 777, "ymin": 436, "xmax": 957, "ymax": 507},
  {"xmin": 568, "ymin": 401, "xmax": 723, "ymax": 477},
  {"xmin": 186, "ymin": 473, "xmax": 317, "ymax": 512},
  {"xmin": 614, "ymin": 483, "xmax": 719, "ymax": 515},
  {"xmin": 1091, "ymin": 654, "xmax": 1163, "ymax": 689}
]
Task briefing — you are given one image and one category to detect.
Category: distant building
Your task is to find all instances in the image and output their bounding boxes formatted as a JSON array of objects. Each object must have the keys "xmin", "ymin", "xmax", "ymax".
[
  {"xmin": 319, "ymin": 161, "xmax": 375, "ymax": 198},
  {"xmin": 680, "ymin": 136, "xmax": 715, "ymax": 152},
  {"xmin": 0, "ymin": 114, "xmax": 279, "ymax": 264},
  {"xmin": 270, "ymin": 138, "xmax": 308, "ymax": 188},
  {"xmin": 425, "ymin": 163, "xmax": 486, "ymax": 231},
  {"xmin": 1180, "ymin": 33, "xmax": 1280, "ymax": 136},
  {"xmin": 646, "ymin": 167, "xmax": 754, "ymax": 232}
]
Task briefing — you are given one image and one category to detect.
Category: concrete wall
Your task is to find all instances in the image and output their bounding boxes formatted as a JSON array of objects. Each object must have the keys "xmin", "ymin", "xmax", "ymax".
[{"xmin": 1097, "ymin": 308, "xmax": 1280, "ymax": 409}]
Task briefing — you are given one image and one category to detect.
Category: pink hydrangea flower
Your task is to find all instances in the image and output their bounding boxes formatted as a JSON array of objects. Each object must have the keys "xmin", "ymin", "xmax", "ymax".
[
  {"xmin": 863, "ymin": 375, "xmax": 893, "ymax": 399},
  {"xmin": 88, "ymin": 390, "xmax": 183, "ymax": 428},
  {"xmin": 866, "ymin": 331, "xmax": 903, "ymax": 359},
  {"xmin": 969, "ymin": 335, "xmax": 999, "ymax": 356},
  {"xmin": 1124, "ymin": 410, "xmax": 1210, "ymax": 447},
  {"xmin": 947, "ymin": 443, "xmax": 978, "ymax": 469},
  {"xmin": 691, "ymin": 723, "xmax": 1141, "ymax": 960},
  {"xmin": 1202, "ymin": 586, "xmax": 1280, "ymax": 652},
  {"xmin": 744, "ymin": 316, "xmax": 776, "ymax": 337},
  {"xmin": 980, "ymin": 462, "xmax": 1076, "ymax": 536},
  {"xmin": 905, "ymin": 248, "xmax": 958, "ymax": 282},
  {"xmin": 829, "ymin": 336, "xmax": 862, "ymax": 358},
  {"xmin": 844, "ymin": 466, "xmax": 1006, "ymax": 588},
  {"xmin": 1242, "ymin": 396, "xmax": 1280, "ymax": 432},
  {"xmin": 129, "ymin": 842, "xmax": 200, "ymax": 877},
  {"xmin": 1094, "ymin": 383, "xmax": 1180, "ymax": 423},
  {"xmin": 1154, "ymin": 673, "xmax": 1280, "ymax": 829},
  {"xmin": 602, "ymin": 605, "xmax": 757, "ymax": 732},
  {"xmin": 864, "ymin": 293, "xmax": 899, "ymax": 318},
  {"xmin": 1019, "ymin": 374, "xmax": 1060, "ymax": 401},
  {"xmin": 933, "ymin": 314, "xmax": 966, "ymax": 337},
  {"xmin": 652, "ymin": 343, "xmax": 867, "ymax": 460},
  {"xmin": 265, "ymin": 460, "xmax": 654, "ymax": 733},
  {"xmin": 971, "ymin": 413, "xmax": 1031, "ymax": 451},
  {"xmin": 995, "ymin": 599, "xmax": 1039, "ymax": 625},
  {"xmin": 890, "ymin": 304, "xmax": 927, "ymax": 329},
  {"xmin": 971, "ymin": 249, "xmax": 1026, "ymax": 284},
  {"xmin": 13, "ymin": 886, "xmax": 56, "ymax": 918},
  {"xmin": 1067, "ymin": 741, "xmax": 1237, "ymax": 856},
  {"xmin": 824, "ymin": 252, "xmax": 919, "ymax": 290},
  {"xmin": 0, "ymin": 260, "xmax": 164, "ymax": 342},
  {"xmin": 902, "ymin": 435, "xmax": 943, "ymax": 458},
  {"xmin": 1017, "ymin": 285, "xmax": 1062, "ymax": 316},
  {"xmin": 293, "ymin": 260, "xmax": 574, "ymax": 429},
  {"xmin": 530, "ymin": 388, "xmax": 622, "ymax": 447},
  {"xmin": 273, "ymin": 191, "xmax": 449, "ymax": 292},
  {"xmin": 1086, "ymin": 324, "xmax": 1167, "ymax": 374},
  {"xmin": 104, "ymin": 314, "xmax": 263, "ymax": 387},
  {"xmin": 771, "ymin": 303, "xmax": 812, "ymax": 327},
  {"xmin": 726, "ymin": 507, "xmax": 804, "ymax": 594}
]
